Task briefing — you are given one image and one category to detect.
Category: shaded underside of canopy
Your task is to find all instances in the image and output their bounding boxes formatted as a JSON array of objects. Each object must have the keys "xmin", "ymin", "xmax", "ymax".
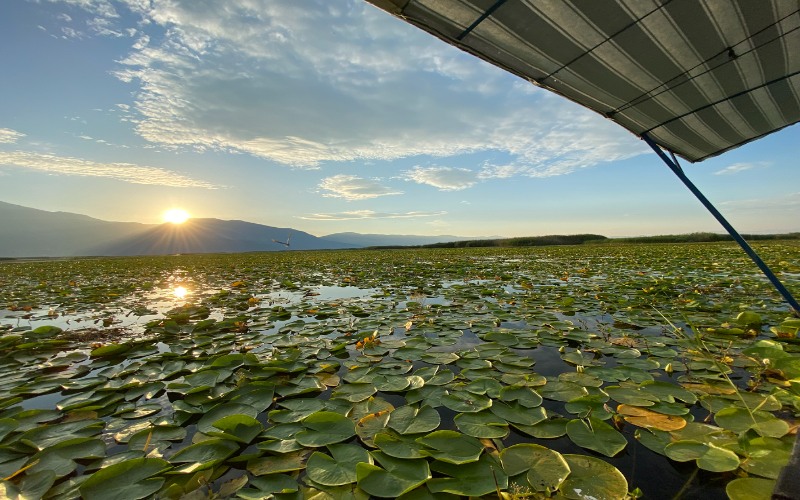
[{"xmin": 367, "ymin": 0, "xmax": 800, "ymax": 162}]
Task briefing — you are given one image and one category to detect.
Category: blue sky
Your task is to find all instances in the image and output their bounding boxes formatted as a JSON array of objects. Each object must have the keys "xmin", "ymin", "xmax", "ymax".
[{"xmin": 0, "ymin": 0, "xmax": 797, "ymax": 238}]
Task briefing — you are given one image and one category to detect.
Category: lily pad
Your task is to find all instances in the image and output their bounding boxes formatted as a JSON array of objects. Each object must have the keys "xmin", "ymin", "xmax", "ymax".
[
  {"xmin": 388, "ymin": 406, "xmax": 440, "ymax": 435},
  {"xmin": 356, "ymin": 451, "xmax": 431, "ymax": 498},
  {"xmin": 664, "ymin": 440, "xmax": 741, "ymax": 472},
  {"xmin": 296, "ymin": 411, "xmax": 356, "ymax": 447},
  {"xmin": 499, "ymin": 443, "xmax": 570, "ymax": 492},
  {"xmin": 560, "ymin": 454, "xmax": 628, "ymax": 500},
  {"xmin": 416, "ymin": 430, "xmax": 484, "ymax": 464},
  {"xmin": 566, "ymin": 417, "xmax": 627, "ymax": 457},
  {"xmin": 306, "ymin": 443, "xmax": 373, "ymax": 486},
  {"xmin": 79, "ymin": 457, "xmax": 170, "ymax": 500}
]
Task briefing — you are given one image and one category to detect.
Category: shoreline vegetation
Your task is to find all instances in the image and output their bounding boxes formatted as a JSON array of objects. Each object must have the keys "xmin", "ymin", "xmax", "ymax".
[{"xmin": 376, "ymin": 232, "xmax": 800, "ymax": 250}]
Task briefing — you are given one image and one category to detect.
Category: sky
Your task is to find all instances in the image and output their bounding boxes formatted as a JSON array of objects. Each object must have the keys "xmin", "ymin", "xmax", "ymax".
[{"xmin": 0, "ymin": 0, "xmax": 798, "ymax": 238}]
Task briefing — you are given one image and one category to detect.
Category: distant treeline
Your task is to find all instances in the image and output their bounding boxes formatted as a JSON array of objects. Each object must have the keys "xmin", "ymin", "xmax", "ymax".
[{"xmin": 367, "ymin": 232, "xmax": 800, "ymax": 249}]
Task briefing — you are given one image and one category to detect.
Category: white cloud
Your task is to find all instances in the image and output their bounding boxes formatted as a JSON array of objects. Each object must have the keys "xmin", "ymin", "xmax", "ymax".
[
  {"xmin": 301, "ymin": 210, "xmax": 447, "ymax": 221},
  {"xmin": 714, "ymin": 162, "xmax": 769, "ymax": 175},
  {"xmin": 0, "ymin": 150, "xmax": 218, "ymax": 188},
  {"xmin": 54, "ymin": 0, "xmax": 646, "ymax": 175},
  {"xmin": 403, "ymin": 166, "xmax": 477, "ymax": 191},
  {"xmin": 319, "ymin": 174, "xmax": 402, "ymax": 200},
  {"xmin": 720, "ymin": 192, "xmax": 800, "ymax": 210},
  {"xmin": 0, "ymin": 128, "xmax": 25, "ymax": 144}
]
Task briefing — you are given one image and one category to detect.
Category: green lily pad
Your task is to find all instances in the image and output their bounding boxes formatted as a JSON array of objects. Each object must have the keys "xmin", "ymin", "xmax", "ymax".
[
  {"xmin": 374, "ymin": 431, "xmax": 428, "ymax": 459},
  {"xmin": 499, "ymin": 443, "xmax": 570, "ymax": 492},
  {"xmin": 491, "ymin": 401, "xmax": 546, "ymax": 426},
  {"xmin": 356, "ymin": 451, "xmax": 431, "ymax": 498},
  {"xmin": 355, "ymin": 410, "xmax": 391, "ymax": 447},
  {"xmin": 169, "ymin": 438, "xmax": 239, "ymax": 473},
  {"xmin": 454, "ymin": 410, "xmax": 509, "ymax": 438},
  {"xmin": 498, "ymin": 385, "xmax": 543, "ymax": 407},
  {"xmin": 513, "ymin": 417, "xmax": 568, "ymax": 438},
  {"xmin": 428, "ymin": 453, "xmax": 508, "ymax": 496},
  {"xmin": 209, "ymin": 414, "xmax": 263, "ymax": 444},
  {"xmin": 714, "ymin": 407, "xmax": 790, "ymax": 438},
  {"xmin": 332, "ymin": 383, "xmax": 378, "ymax": 403},
  {"xmin": 566, "ymin": 417, "xmax": 627, "ymax": 457},
  {"xmin": 28, "ymin": 437, "xmax": 106, "ymax": 477},
  {"xmin": 238, "ymin": 474, "xmax": 298, "ymax": 498},
  {"xmin": 725, "ymin": 477, "xmax": 775, "ymax": 500},
  {"xmin": 196, "ymin": 403, "xmax": 259, "ymax": 434},
  {"xmin": 79, "ymin": 457, "xmax": 171, "ymax": 500},
  {"xmin": 559, "ymin": 454, "xmax": 628, "ymax": 500},
  {"xmin": 296, "ymin": 411, "xmax": 356, "ymax": 447},
  {"xmin": 388, "ymin": 406, "xmax": 440, "ymax": 435},
  {"xmin": 247, "ymin": 449, "xmax": 311, "ymax": 476},
  {"xmin": 416, "ymin": 430, "xmax": 484, "ymax": 464},
  {"xmin": 441, "ymin": 392, "xmax": 492, "ymax": 413},
  {"xmin": 664, "ymin": 440, "xmax": 741, "ymax": 472},
  {"xmin": 306, "ymin": 444, "xmax": 373, "ymax": 486}
]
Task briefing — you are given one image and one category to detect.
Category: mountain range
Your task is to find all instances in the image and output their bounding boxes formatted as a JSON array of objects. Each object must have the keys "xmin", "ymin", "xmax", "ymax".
[{"xmin": 0, "ymin": 201, "xmax": 485, "ymax": 257}]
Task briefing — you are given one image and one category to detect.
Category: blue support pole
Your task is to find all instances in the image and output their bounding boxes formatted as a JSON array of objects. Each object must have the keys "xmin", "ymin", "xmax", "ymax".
[{"xmin": 642, "ymin": 132, "xmax": 799, "ymax": 314}]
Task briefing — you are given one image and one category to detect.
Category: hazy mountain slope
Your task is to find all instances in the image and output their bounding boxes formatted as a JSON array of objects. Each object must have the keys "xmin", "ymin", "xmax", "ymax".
[
  {"xmin": 89, "ymin": 218, "xmax": 356, "ymax": 255},
  {"xmin": 0, "ymin": 201, "xmax": 149, "ymax": 257}
]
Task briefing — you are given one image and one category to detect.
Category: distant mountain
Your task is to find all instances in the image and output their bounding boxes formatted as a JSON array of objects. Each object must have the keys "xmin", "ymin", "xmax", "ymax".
[
  {"xmin": 320, "ymin": 232, "xmax": 494, "ymax": 247},
  {"xmin": 92, "ymin": 218, "xmax": 354, "ymax": 255},
  {"xmin": 0, "ymin": 201, "xmax": 149, "ymax": 257},
  {"xmin": 0, "ymin": 201, "xmax": 354, "ymax": 257}
]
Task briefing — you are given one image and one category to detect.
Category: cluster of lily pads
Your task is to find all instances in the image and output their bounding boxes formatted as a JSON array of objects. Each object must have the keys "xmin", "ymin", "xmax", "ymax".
[{"xmin": 0, "ymin": 242, "xmax": 798, "ymax": 499}]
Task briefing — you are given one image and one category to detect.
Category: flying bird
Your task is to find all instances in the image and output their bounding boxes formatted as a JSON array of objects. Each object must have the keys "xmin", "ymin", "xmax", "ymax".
[{"xmin": 272, "ymin": 233, "xmax": 291, "ymax": 248}]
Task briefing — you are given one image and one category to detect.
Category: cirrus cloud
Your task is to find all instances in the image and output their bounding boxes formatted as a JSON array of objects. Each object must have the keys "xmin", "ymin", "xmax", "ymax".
[
  {"xmin": 319, "ymin": 174, "xmax": 402, "ymax": 200},
  {"xmin": 402, "ymin": 166, "xmax": 477, "ymax": 191},
  {"xmin": 301, "ymin": 209, "xmax": 447, "ymax": 221},
  {"xmin": 0, "ymin": 128, "xmax": 25, "ymax": 144},
  {"xmin": 0, "ymin": 150, "xmax": 218, "ymax": 188},
  {"xmin": 50, "ymin": 0, "xmax": 647, "ymax": 176}
]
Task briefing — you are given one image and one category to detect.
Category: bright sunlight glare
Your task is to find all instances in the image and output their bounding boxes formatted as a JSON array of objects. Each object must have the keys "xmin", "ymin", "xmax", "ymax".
[
  {"xmin": 173, "ymin": 286, "xmax": 188, "ymax": 299},
  {"xmin": 162, "ymin": 208, "xmax": 191, "ymax": 224}
]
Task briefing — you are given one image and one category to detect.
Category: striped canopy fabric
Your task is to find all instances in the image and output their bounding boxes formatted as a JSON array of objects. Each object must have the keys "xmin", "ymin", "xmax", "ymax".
[{"xmin": 367, "ymin": 0, "xmax": 800, "ymax": 162}]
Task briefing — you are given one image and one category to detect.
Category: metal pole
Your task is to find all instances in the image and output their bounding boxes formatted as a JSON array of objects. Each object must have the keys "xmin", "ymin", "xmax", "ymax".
[{"xmin": 641, "ymin": 132, "xmax": 799, "ymax": 313}]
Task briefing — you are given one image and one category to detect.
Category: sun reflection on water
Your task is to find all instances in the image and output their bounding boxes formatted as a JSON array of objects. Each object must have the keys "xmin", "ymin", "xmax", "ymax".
[{"xmin": 174, "ymin": 286, "xmax": 188, "ymax": 299}]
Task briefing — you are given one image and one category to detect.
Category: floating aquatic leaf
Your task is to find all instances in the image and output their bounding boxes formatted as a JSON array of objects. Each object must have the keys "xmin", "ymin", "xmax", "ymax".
[
  {"xmin": 416, "ymin": 430, "xmax": 484, "ymax": 464},
  {"xmin": 306, "ymin": 443, "xmax": 373, "ymax": 486},
  {"xmin": 428, "ymin": 453, "xmax": 508, "ymax": 496},
  {"xmin": 169, "ymin": 438, "xmax": 239, "ymax": 473},
  {"xmin": 247, "ymin": 449, "xmax": 312, "ymax": 476},
  {"xmin": 559, "ymin": 454, "xmax": 628, "ymax": 500},
  {"xmin": 296, "ymin": 411, "xmax": 356, "ymax": 447},
  {"xmin": 79, "ymin": 457, "xmax": 170, "ymax": 500},
  {"xmin": 374, "ymin": 431, "xmax": 428, "ymax": 459},
  {"xmin": 665, "ymin": 440, "xmax": 740, "ymax": 472},
  {"xmin": 725, "ymin": 477, "xmax": 775, "ymax": 500},
  {"xmin": 209, "ymin": 414, "xmax": 263, "ymax": 443},
  {"xmin": 356, "ymin": 451, "xmax": 431, "ymax": 498},
  {"xmin": 566, "ymin": 417, "xmax": 627, "ymax": 457},
  {"xmin": 441, "ymin": 391, "xmax": 491, "ymax": 413},
  {"xmin": 238, "ymin": 474, "xmax": 298, "ymax": 498},
  {"xmin": 196, "ymin": 403, "xmax": 259, "ymax": 434},
  {"xmin": 617, "ymin": 405, "xmax": 687, "ymax": 431},
  {"xmin": 714, "ymin": 407, "xmax": 790, "ymax": 438},
  {"xmin": 454, "ymin": 410, "xmax": 509, "ymax": 438},
  {"xmin": 388, "ymin": 405, "xmax": 440, "ymax": 435},
  {"xmin": 500, "ymin": 443, "xmax": 570, "ymax": 492},
  {"xmin": 355, "ymin": 410, "xmax": 391, "ymax": 447}
]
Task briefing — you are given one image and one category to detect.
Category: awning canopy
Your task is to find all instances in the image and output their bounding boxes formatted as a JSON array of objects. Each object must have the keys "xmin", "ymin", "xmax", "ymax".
[{"xmin": 367, "ymin": 0, "xmax": 800, "ymax": 162}]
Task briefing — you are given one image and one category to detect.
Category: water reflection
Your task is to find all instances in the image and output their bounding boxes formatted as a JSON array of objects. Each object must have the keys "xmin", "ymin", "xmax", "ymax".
[{"xmin": 173, "ymin": 286, "xmax": 188, "ymax": 299}]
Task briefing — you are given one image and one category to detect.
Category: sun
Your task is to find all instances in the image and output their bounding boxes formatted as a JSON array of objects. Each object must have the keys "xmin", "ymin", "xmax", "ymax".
[{"xmin": 162, "ymin": 208, "xmax": 191, "ymax": 224}]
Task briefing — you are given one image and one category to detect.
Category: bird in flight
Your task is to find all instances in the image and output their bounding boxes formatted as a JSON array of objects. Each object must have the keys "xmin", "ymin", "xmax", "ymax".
[{"xmin": 272, "ymin": 233, "xmax": 291, "ymax": 248}]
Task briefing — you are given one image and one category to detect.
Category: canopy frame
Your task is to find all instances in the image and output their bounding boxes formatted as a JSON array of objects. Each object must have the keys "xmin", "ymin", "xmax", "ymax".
[{"xmin": 642, "ymin": 132, "xmax": 799, "ymax": 313}]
